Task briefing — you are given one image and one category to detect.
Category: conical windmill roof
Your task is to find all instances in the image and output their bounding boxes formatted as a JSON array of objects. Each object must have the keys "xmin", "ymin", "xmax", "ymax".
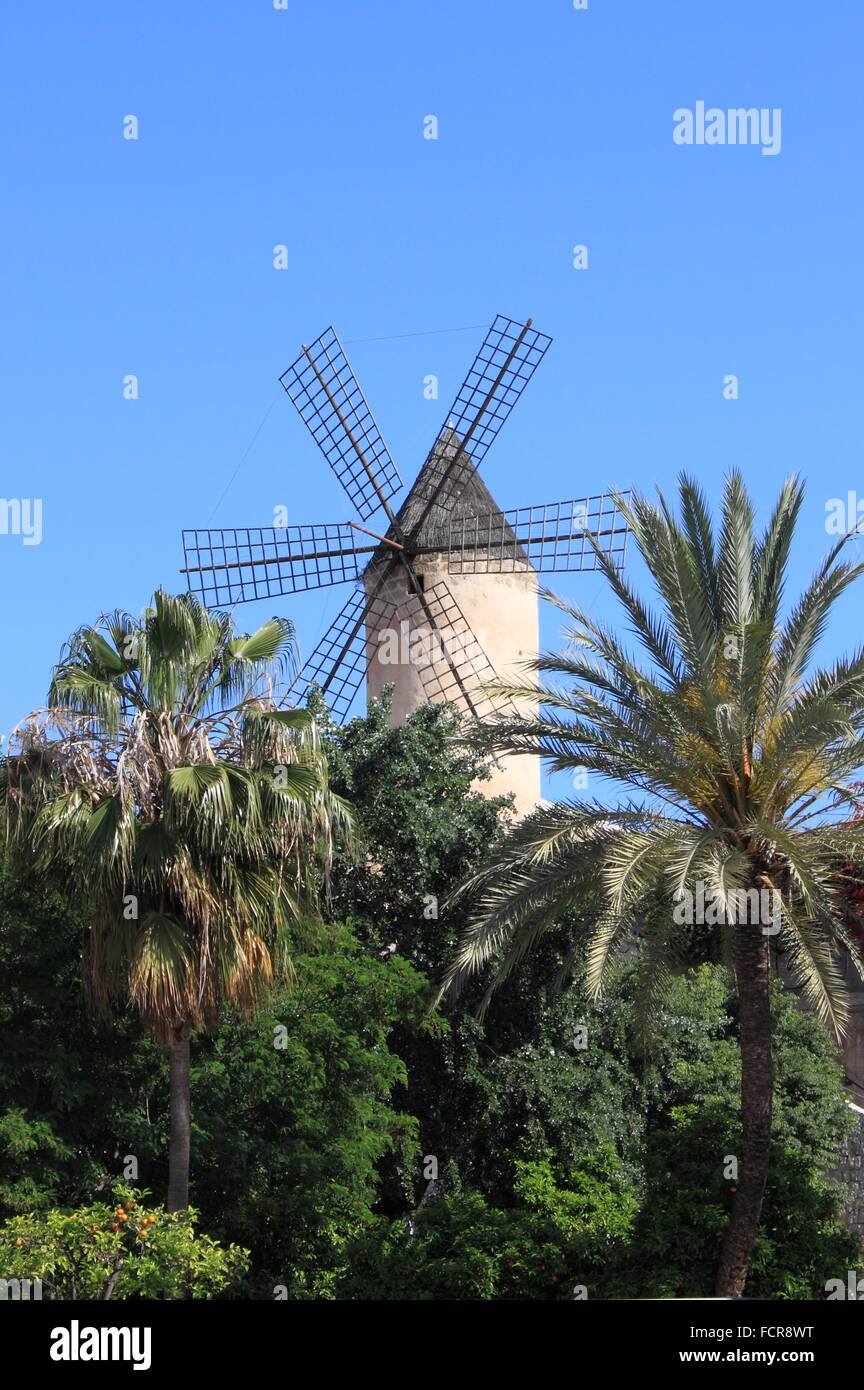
[{"xmin": 368, "ymin": 428, "xmax": 530, "ymax": 569}]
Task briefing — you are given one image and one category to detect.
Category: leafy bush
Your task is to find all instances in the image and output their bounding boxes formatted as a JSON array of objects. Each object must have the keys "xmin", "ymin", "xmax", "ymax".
[
  {"xmin": 336, "ymin": 1150, "xmax": 637, "ymax": 1300},
  {"xmin": 0, "ymin": 1185, "xmax": 247, "ymax": 1299}
]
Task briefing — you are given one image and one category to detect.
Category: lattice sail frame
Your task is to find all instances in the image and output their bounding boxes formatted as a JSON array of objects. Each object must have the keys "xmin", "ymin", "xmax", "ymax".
[
  {"xmin": 416, "ymin": 580, "xmax": 521, "ymax": 720},
  {"xmin": 181, "ymin": 523, "xmax": 369, "ymax": 606},
  {"xmin": 446, "ymin": 493, "xmax": 631, "ymax": 575},
  {"xmin": 406, "ymin": 316, "xmax": 553, "ymax": 527},
  {"xmin": 285, "ymin": 586, "xmax": 400, "ymax": 722},
  {"xmin": 279, "ymin": 327, "xmax": 403, "ymax": 521}
]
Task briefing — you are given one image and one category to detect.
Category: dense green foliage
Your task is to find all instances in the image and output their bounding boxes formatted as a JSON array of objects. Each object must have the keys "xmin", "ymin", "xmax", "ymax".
[
  {"xmin": 0, "ymin": 694, "xmax": 859, "ymax": 1298},
  {"xmin": 605, "ymin": 968, "xmax": 858, "ymax": 1300},
  {"xmin": 0, "ymin": 871, "xmax": 160, "ymax": 1216},
  {"xmin": 322, "ymin": 694, "xmax": 510, "ymax": 970},
  {"xmin": 185, "ymin": 924, "xmax": 427, "ymax": 1298},
  {"xmin": 0, "ymin": 866, "xmax": 427, "ymax": 1298},
  {"xmin": 337, "ymin": 1150, "xmax": 636, "ymax": 1301}
]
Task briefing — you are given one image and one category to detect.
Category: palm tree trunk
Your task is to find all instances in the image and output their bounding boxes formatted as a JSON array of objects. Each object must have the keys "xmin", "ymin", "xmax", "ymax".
[
  {"xmin": 167, "ymin": 1027, "xmax": 191, "ymax": 1212},
  {"xmin": 715, "ymin": 920, "xmax": 773, "ymax": 1297}
]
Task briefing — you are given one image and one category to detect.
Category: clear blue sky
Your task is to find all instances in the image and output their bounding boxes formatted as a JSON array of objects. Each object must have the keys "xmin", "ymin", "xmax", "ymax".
[{"xmin": 2, "ymin": 1, "xmax": 862, "ymax": 793}]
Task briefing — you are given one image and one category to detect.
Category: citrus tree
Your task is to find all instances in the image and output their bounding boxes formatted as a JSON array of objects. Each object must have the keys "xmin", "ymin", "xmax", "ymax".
[{"xmin": 0, "ymin": 1185, "xmax": 247, "ymax": 1299}]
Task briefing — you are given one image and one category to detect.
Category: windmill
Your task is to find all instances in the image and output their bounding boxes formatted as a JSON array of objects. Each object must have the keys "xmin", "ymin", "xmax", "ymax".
[{"xmin": 181, "ymin": 314, "xmax": 629, "ymax": 815}]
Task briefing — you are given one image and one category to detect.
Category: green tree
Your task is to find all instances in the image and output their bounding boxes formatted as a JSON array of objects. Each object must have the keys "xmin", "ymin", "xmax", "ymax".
[
  {"xmin": 438, "ymin": 473, "xmax": 864, "ymax": 1296},
  {"xmin": 0, "ymin": 1185, "xmax": 247, "ymax": 1299},
  {"xmin": 187, "ymin": 923, "xmax": 427, "ymax": 1297},
  {"xmin": 322, "ymin": 695, "xmax": 523, "ymax": 1210},
  {"xmin": 323, "ymin": 694, "xmax": 510, "ymax": 972},
  {"xmin": 0, "ymin": 864, "xmax": 167, "ymax": 1218},
  {"xmin": 4, "ymin": 590, "xmax": 352, "ymax": 1212},
  {"xmin": 334, "ymin": 961, "xmax": 856, "ymax": 1300},
  {"xmin": 611, "ymin": 967, "xmax": 858, "ymax": 1299}
]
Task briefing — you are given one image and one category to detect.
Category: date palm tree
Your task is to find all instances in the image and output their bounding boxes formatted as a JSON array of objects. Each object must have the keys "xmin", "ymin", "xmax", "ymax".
[
  {"xmin": 4, "ymin": 589, "xmax": 353, "ymax": 1212},
  {"xmin": 437, "ymin": 473, "xmax": 864, "ymax": 1297}
]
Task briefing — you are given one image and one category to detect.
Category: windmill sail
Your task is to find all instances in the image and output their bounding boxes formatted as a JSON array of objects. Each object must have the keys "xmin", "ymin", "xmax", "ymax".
[
  {"xmin": 415, "ymin": 579, "xmax": 521, "ymax": 720},
  {"xmin": 406, "ymin": 315, "xmax": 552, "ymax": 528},
  {"xmin": 181, "ymin": 523, "xmax": 369, "ymax": 605},
  {"xmin": 446, "ymin": 494, "xmax": 631, "ymax": 574},
  {"xmin": 279, "ymin": 327, "xmax": 402, "ymax": 521},
  {"xmin": 285, "ymin": 584, "xmax": 400, "ymax": 722}
]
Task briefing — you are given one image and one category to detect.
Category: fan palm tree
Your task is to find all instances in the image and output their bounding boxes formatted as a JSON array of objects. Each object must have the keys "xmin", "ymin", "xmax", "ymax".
[
  {"xmin": 436, "ymin": 473, "xmax": 864, "ymax": 1298},
  {"xmin": 4, "ymin": 589, "xmax": 353, "ymax": 1212}
]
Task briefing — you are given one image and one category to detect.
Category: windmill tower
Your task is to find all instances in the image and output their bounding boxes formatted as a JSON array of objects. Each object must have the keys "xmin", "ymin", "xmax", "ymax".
[
  {"xmin": 360, "ymin": 426, "xmax": 542, "ymax": 811},
  {"xmin": 181, "ymin": 315, "xmax": 629, "ymax": 818}
]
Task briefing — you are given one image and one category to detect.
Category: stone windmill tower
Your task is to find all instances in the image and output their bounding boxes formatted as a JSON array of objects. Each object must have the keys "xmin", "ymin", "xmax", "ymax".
[
  {"xmin": 181, "ymin": 315, "xmax": 629, "ymax": 819},
  {"xmin": 362, "ymin": 428, "xmax": 542, "ymax": 812}
]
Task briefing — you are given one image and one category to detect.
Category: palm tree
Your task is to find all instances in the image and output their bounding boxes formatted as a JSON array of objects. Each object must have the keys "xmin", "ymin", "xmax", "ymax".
[
  {"xmin": 436, "ymin": 473, "xmax": 864, "ymax": 1297},
  {"xmin": 4, "ymin": 589, "xmax": 352, "ymax": 1212}
]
